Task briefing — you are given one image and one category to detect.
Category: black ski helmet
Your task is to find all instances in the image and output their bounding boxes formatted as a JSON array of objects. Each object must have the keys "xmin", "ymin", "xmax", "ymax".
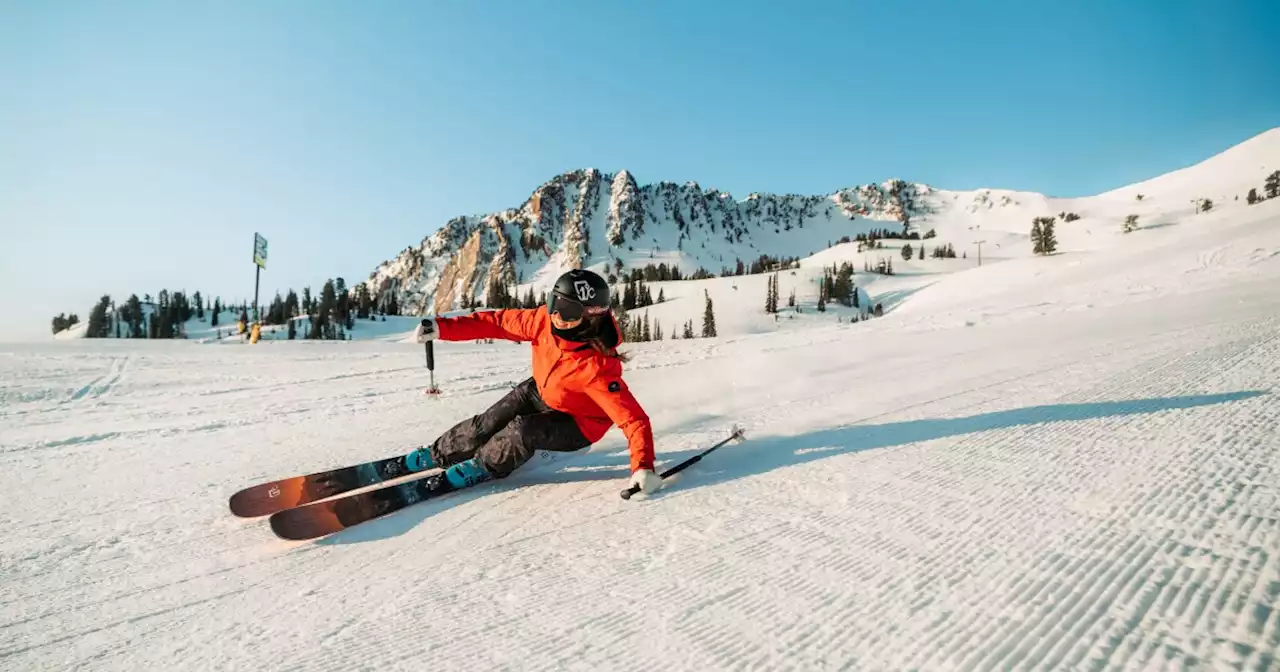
[{"xmin": 548, "ymin": 268, "xmax": 611, "ymax": 321}]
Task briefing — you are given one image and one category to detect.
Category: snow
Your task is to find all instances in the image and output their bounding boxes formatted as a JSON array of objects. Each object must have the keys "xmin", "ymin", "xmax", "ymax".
[{"xmin": 9, "ymin": 131, "xmax": 1280, "ymax": 669}]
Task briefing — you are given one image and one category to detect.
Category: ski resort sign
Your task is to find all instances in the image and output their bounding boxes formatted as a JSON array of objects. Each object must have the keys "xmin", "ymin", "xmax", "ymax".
[{"xmin": 253, "ymin": 233, "xmax": 268, "ymax": 269}]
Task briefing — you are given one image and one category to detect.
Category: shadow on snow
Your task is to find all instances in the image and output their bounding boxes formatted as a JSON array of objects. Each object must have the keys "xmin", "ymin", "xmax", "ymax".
[{"xmin": 316, "ymin": 389, "xmax": 1267, "ymax": 545}]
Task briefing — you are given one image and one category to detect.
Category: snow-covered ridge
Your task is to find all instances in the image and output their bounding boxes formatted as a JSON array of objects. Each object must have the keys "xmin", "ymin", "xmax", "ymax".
[{"xmin": 360, "ymin": 128, "xmax": 1280, "ymax": 316}]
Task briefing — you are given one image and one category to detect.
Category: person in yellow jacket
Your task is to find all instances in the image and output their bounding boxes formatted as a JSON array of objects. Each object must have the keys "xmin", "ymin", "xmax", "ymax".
[{"xmin": 250, "ymin": 322, "xmax": 261, "ymax": 344}]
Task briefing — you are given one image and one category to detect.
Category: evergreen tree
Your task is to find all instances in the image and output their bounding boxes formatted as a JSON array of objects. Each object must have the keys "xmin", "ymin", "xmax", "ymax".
[
  {"xmin": 86, "ymin": 295, "xmax": 112, "ymax": 338},
  {"xmin": 683, "ymin": 319, "xmax": 695, "ymax": 339},
  {"xmin": 154, "ymin": 290, "xmax": 171, "ymax": 339},
  {"xmin": 623, "ymin": 280, "xmax": 637, "ymax": 310},
  {"xmin": 1031, "ymin": 216, "xmax": 1060, "ymax": 254},
  {"xmin": 387, "ymin": 294, "xmax": 400, "ymax": 316},
  {"xmin": 642, "ymin": 312, "xmax": 651, "ymax": 342},
  {"xmin": 657, "ymin": 288, "xmax": 665, "ymax": 303},
  {"xmin": 1266, "ymin": 171, "xmax": 1280, "ymax": 199},
  {"xmin": 764, "ymin": 273, "xmax": 775, "ymax": 313},
  {"xmin": 285, "ymin": 290, "xmax": 299, "ymax": 320},
  {"xmin": 335, "ymin": 278, "xmax": 348, "ymax": 324},
  {"xmin": 125, "ymin": 294, "xmax": 144, "ymax": 337},
  {"xmin": 902, "ymin": 243, "xmax": 914, "ymax": 261},
  {"xmin": 1247, "ymin": 188, "xmax": 1261, "ymax": 205},
  {"xmin": 177, "ymin": 291, "xmax": 192, "ymax": 323},
  {"xmin": 312, "ymin": 280, "xmax": 337, "ymax": 339},
  {"xmin": 211, "ymin": 298, "xmax": 220, "ymax": 328},
  {"xmin": 193, "ymin": 291, "xmax": 204, "ymax": 319},
  {"xmin": 788, "ymin": 288, "xmax": 796, "ymax": 308},
  {"xmin": 1123, "ymin": 214, "xmax": 1139, "ymax": 233},
  {"xmin": 267, "ymin": 292, "xmax": 285, "ymax": 325},
  {"xmin": 701, "ymin": 290, "xmax": 717, "ymax": 338},
  {"xmin": 654, "ymin": 319, "xmax": 663, "ymax": 341},
  {"xmin": 1199, "ymin": 198, "xmax": 1214, "ymax": 213},
  {"xmin": 830, "ymin": 263, "xmax": 856, "ymax": 306},
  {"xmin": 288, "ymin": 317, "xmax": 297, "ymax": 340},
  {"xmin": 360, "ymin": 285, "xmax": 374, "ymax": 318}
]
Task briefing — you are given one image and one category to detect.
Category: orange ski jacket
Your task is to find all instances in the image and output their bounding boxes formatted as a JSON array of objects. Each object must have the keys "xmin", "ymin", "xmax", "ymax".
[{"xmin": 435, "ymin": 309, "xmax": 655, "ymax": 473}]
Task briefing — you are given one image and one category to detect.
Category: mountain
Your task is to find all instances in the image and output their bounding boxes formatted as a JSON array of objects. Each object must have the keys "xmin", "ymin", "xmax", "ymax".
[{"xmin": 358, "ymin": 128, "xmax": 1280, "ymax": 316}]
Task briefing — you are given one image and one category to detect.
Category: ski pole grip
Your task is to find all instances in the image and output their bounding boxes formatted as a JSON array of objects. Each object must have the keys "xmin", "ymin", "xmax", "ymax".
[{"xmin": 425, "ymin": 341, "xmax": 435, "ymax": 370}]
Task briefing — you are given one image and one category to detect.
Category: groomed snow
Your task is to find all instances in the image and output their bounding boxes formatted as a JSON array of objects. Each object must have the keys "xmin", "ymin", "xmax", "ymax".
[{"xmin": 4, "ymin": 194, "xmax": 1280, "ymax": 669}]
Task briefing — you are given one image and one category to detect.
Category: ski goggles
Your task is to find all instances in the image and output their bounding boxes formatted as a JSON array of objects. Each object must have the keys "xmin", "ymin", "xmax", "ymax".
[{"xmin": 549, "ymin": 292, "xmax": 610, "ymax": 322}]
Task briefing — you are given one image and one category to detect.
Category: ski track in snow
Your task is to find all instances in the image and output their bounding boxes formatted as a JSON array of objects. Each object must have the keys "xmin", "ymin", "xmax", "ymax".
[{"xmin": 5, "ymin": 221, "xmax": 1280, "ymax": 669}]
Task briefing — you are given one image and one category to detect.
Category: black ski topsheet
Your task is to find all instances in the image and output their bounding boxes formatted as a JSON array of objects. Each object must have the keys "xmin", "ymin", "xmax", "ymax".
[
  {"xmin": 268, "ymin": 473, "xmax": 454, "ymax": 540},
  {"xmin": 263, "ymin": 448, "xmax": 588, "ymax": 540},
  {"xmin": 229, "ymin": 450, "xmax": 430, "ymax": 518}
]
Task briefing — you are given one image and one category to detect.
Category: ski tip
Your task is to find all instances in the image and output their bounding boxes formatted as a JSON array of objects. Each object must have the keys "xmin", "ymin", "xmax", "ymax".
[
  {"xmin": 269, "ymin": 506, "xmax": 346, "ymax": 541},
  {"xmin": 228, "ymin": 479, "xmax": 307, "ymax": 518}
]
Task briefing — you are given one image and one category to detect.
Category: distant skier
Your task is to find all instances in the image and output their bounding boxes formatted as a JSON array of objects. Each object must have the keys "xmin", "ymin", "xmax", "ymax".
[{"xmin": 410, "ymin": 269, "xmax": 662, "ymax": 496}]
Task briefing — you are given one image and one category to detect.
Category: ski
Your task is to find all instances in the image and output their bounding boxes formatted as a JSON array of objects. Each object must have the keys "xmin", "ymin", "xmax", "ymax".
[
  {"xmin": 228, "ymin": 447, "xmax": 435, "ymax": 518},
  {"xmin": 266, "ymin": 449, "xmax": 577, "ymax": 540},
  {"xmin": 269, "ymin": 471, "xmax": 457, "ymax": 540}
]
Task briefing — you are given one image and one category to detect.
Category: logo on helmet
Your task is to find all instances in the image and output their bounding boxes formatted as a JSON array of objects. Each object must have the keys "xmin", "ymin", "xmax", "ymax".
[{"xmin": 573, "ymin": 280, "xmax": 595, "ymax": 302}]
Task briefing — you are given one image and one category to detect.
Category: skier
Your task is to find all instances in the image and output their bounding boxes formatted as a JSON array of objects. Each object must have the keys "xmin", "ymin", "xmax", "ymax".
[{"xmin": 410, "ymin": 268, "xmax": 663, "ymax": 496}]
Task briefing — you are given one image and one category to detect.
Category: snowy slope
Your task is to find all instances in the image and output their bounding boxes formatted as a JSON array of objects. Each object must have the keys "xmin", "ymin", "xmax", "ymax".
[
  {"xmin": 355, "ymin": 128, "xmax": 1279, "ymax": 338},
  {"xmin": 4, "ymin": 198, "xmax": 1279, "ymax": 669}
]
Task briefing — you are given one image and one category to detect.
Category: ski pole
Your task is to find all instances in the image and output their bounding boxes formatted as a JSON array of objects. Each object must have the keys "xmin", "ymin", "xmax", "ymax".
[
  {"xmin": 620, "ymin": 425, "xmax": 746, "ymax": 500},
  {"xmin": 424, "ymin": 340, "xmax": 440, "ymax": 396}
]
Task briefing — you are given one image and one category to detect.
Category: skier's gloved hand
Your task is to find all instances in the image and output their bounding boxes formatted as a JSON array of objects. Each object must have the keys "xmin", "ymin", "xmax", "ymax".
[
  {"xmin": 629, "ymin": 468, "xmax": 662, "ymax": 494},
  {"xmin": 414, "ymin": 318, "xmax": 438, "ymax": 344}
]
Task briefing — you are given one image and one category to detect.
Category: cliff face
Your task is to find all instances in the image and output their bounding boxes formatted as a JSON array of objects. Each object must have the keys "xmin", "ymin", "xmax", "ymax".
[{"xmin": 359, "ymin": 168, "xmax": 939, "ymax": 315}]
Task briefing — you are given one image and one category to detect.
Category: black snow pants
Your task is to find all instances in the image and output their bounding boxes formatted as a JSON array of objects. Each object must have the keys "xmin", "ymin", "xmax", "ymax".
[{"xmin": 427, "ymin": 377, "xmax": 591, "ymax": 479}]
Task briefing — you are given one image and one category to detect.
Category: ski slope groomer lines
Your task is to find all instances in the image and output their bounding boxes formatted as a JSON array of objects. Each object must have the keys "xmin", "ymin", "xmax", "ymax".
[
  {"xmin": 2, "ymin": 264, "xmax": 1279, "ymax": 669},
  {"xmin": 879, "ymin": 319, "xmax": 1280, "ymax": 670}
]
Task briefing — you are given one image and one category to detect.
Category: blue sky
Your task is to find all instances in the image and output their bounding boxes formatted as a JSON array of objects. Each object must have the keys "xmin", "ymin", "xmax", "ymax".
[{"xmin": 2, "ymin": 0, "xmax": 1277, "ymax": 340}]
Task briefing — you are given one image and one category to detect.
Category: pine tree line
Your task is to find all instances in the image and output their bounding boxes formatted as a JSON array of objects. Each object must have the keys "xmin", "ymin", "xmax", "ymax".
[
  {"xmin": 622, "ymin": 311, "xmax": 664, "ymax": 343},
  {"xmin": 1246, "ymin": 171, "xmax": 1280, "ymax": 205},
  {"xmin": 59, "ymin": 276, "xmax": 404, "ymax": 341},
  {"xmin": 469, "ymin": 278, "xmax": 547, "ymax": 311},
  {"xmin": 50, "ymin": 313, "xmax": 80, "ymax": 335},
  {"xmin": 617, "ymin": 289, "xmax": 716, "ymax": 343},
  {"xmin": 931, "ymin": 243, "xmax": 958, "ymax": 259},
  {"xmin": 72, "ymin": 290, "xmax": 210, "ymax": 339},
  {"xmin": 617, "ymin": 278, "xmax": 665, "ymax": 311},
  {"xmin": 864, "ymin": 257, "xmax": 896, "ymax": 275},
  {"xmin": 719, "ymin": 254, "xmax": 802, "ymax": 278}
]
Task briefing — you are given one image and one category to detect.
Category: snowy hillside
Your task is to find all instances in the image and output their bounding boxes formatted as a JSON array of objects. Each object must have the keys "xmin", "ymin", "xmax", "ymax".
[
  {"xmin": 4, "ymin": 192, "xmax": 1279, "ymax": 669},
  {"xmin": 360, "ymin": 128, "xmax": 1280, "ymax": 328}
]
